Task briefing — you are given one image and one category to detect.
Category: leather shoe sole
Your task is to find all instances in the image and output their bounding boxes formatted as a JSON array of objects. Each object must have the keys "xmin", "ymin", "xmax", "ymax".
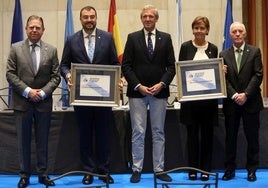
[
  {"xmin": 99, "ymin": 175, "xmax": 114, "ymax": 184},
  {"xmin": 247, "ymin": 172, "xmax": 257, "ymax": 182},
  {"xmin": 18, "ymin": 178, "xmax": 29, "ymax": 188},
  {"xmin": 130, "ymin": 171, "xmax": 141, "ymax": 183},
  {"xmin": 222, "ymin": 171, "xmax": 235, "ymax": 181},
  {"xmin": 82, "ymin": 175, "xmax": 93, "ymax": 185},
  {"xmin": 156, "ymin": 173, "xmax": 172, "ymax": 182},
  {"xmin": 38, "ymin": 176, "xmax": 55, "ymax": 186}
]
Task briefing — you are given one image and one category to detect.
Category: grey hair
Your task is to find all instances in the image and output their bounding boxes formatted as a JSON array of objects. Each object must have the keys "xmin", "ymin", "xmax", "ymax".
[
  {"xmin": 140, "ymin": 5, "xmax": 159, "ymax": 19},
  {"xmin": 229, "ymin": 21, "xmax": 247, "ymax": 33}
]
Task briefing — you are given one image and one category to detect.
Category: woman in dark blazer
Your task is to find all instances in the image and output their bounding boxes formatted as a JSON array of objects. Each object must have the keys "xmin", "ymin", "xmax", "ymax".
[{"xmin": 178, "ymin": 16, "xmax": 218, "ymax": 181}]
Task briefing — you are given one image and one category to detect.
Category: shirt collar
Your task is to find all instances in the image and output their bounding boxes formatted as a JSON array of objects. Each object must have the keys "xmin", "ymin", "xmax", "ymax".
[
  {"xmin": 83, "ymin": 29, "xmax": 96, "ymax": 38},
  {"xmin": 233, "ymin": 42, "xmax": 245, "ymax": 52},
  {"xmin": 144, "ymin": 28, "xmax": 156, "ymax": 36},
  {"xmin": 29, "ymin": 40, "xmax": 40, "ymax": 47}
]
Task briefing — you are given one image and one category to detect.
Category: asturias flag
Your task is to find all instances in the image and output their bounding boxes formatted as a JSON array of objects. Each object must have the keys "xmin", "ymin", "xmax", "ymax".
[
  {"xmin": 222, "ymin": 0, "xmax": 233, "ymax": 50},
  {"xmin": 108, "ymin": 0, "xmax": 123, "ymax": 64}
]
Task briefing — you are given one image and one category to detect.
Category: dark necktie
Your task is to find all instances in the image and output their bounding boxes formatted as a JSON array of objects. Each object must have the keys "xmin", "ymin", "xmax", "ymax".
[
  {"xmin": 236, "ymin": 48, "xmax": 242, "ymax": 71},
  {"xmin": 31, "ymin": 43, "xmax": 38, "ymax": 74},
  {"xmin": 147, "ymin": 32, "xmax": 153, "ymax": 59}
]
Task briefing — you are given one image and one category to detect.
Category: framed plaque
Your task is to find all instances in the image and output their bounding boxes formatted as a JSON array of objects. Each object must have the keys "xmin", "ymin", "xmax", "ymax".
[
  {"xmin": 70, "ymin": 63, "xmax": 121, "ymax": 107},
  {"xmin": 176, "ymin": 58, "xmax": 227, "ymax": 102}
]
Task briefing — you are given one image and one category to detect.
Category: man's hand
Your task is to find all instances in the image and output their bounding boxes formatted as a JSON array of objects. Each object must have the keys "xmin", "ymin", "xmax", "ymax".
[
  {"xmin": 234, "ymin": 92, "xmax": 247, "ymax": 106},
  {"xmin": 28, "ymin": 89, "xmax": 42, "ymax": 102},
  {"xmin": 138, "ymin": 82, "xmax": 163, "ymax": 96}
]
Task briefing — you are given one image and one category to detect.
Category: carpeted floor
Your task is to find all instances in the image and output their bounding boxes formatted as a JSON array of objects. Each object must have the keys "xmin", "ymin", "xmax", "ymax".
[{"xmin": 1, "ymin": 169, "xmax": 268, "ymax": 188}]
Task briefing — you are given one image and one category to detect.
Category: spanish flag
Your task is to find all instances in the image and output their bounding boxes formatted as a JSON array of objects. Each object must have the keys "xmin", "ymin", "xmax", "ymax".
[{"xmin": 108, "ymin": 0, "xmax": 123, "ymax": 64}]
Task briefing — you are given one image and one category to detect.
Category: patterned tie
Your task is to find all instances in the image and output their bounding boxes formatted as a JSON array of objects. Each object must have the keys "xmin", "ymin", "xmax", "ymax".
[
  {"xmin": 147, "ymin": 32, "xmax": 153, "ymax": 59},
  {"xmin": 88, "ymin": 35, "xmax": 95, "ymax": 63},
  {"xmin": 31, "ymin": 43, "xmax": 38, "ymax": 74},
  {"xmin": 236, "ymin": 48, "xmax": 242, "ymax": 71}
]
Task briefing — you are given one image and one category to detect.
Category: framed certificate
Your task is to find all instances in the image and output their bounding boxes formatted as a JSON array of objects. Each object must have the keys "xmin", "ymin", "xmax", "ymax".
[
  {"xmin": 176, "ymin": 58, "xmax": 227, "ymax": 102},
  {"xmin": 70, "ymin": 63, "xmax": 121, "ymax": 107}
]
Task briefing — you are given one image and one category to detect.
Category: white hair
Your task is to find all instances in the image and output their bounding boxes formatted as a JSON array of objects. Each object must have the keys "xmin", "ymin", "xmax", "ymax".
[{"xmin": 229, "ymin": 22, "xmax": 247, "ymax": 33}]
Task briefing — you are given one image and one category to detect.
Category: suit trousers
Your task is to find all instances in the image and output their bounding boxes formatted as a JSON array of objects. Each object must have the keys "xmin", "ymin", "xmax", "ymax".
[
  {"xmin": 224, "ymin": 106, "xmax": 260, "ymax": 172},
  {"xmin": 129, "ymin": 96, "xmax": 167, "ymax": 173},
  {"xmin": 74, "ymin": 106, "xmax": 112, "ymax": 173},
  {"xmin": 14, "ymin": 108, "xmax": 51, "ymax": 178}
]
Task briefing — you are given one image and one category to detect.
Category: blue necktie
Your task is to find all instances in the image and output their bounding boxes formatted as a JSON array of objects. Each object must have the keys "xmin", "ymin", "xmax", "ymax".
[
  {"xmin": 31, "ymin": 43, "xmax": 38, "ymax": 74},
  {"xmin": 147, "ymin": 32, "xmax": 153, "ymax": 59},
  {"xmin": 88, "ymin": 35, "xmax": 95, "ymax": 63}
]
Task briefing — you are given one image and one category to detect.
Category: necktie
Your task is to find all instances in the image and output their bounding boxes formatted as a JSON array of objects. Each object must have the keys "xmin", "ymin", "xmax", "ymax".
[
  {"xmin": 88, "ymin": 35, "xmax": 95, "ymax": 63},
  {"xmin": 236, "ymin": 48, "xmax": 242, "ymax": 71},
  {"xmin": 147, "ymin": 32, "xmax": 153, "ymax": 59},
  {"xmin": 31, "ymin": 43, "xmax": 38, "ymax": 74}
]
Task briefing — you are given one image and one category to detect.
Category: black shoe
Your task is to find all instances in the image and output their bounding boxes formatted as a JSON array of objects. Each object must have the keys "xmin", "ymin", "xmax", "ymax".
[
  {"xmin": 222, "ymin": 170, "xmax": 235, "ymax": 181},
  {"xmin": 247, "ymin": 172, "xmax": 257, "ymax": 182},
  {"xmin": 82, "ymin": 174, "xmax": 93, "ymax": 185},
  {"xmin": 130, "ymin": 171, "xmax": 141, "ymax": 183},
  {"xmin": 98, "ymin": 174, "xmax": 114, "ymax": 184},
  {"xmin": 38, "ymin": 176, "xmax": 55, "ymax": 186},
  {"xmin": 188, "ymin": 172, "xmax": 197, "ymax": 180},
  {"xmin": 201, "ymin": 173, "xmax": 209, "ymax": 181},
  {"xmin": 18, "ymin": 177, "xmax": 29, "ymax": 188},
  {"xmin": 156, "ymin": 172, "xmax": 172, "ymax": 182}
]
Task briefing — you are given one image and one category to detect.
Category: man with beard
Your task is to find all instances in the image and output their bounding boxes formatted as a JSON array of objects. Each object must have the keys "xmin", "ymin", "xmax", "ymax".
[{"xmin": 60, "ymin": 6, "xmax": 119, "ymax": 185}]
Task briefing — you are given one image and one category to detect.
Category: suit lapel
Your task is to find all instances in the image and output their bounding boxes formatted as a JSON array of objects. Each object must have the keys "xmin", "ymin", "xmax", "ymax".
[
  {"xmin": 23, "ymin": 40, "xmax": 36, "ymax": 75},
  {"xmin": 137, "ymin": 30, "xmax": 148, "ymax": 59},
  {"xmin": 94, "ymin": 29, "xmax": 102, "ymax": 63},
  {"xmin": 227, "ymin": 47, "xmax": 239, "ymax": 74},
  {"xmin": 39, "ymin": 41, "xmax": 46, "ymax": 72},
  {"xmin": 154, "ymin": 30, "xmax": 162, "ymax": 58},
  {"xmin": 239, "ymin": 44, "xmax": 250, "ymax": 72},
  {"xmin": 77, "ymin": 31, "xmax": 90, "ymax": 63}
]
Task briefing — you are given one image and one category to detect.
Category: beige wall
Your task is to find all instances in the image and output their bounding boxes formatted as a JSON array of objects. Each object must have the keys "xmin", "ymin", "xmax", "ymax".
[{"xmin": 0, "ymin": 0, "xmax": 242, "ymax": 110}]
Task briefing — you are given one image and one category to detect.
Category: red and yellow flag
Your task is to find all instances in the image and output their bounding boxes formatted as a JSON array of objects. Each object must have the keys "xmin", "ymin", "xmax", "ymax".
[{"xmin": 108, "ymin": 0, "xmax": 123, "ymax": 64}]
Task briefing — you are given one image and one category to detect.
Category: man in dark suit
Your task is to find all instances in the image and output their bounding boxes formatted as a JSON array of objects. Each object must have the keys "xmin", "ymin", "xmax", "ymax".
[
  {"xmin": 121, "ymin": 5, "xmax": 175, "ymax": 183},
  {"xmin": 60, "ymin": 6, "xmax": 119, "ymax": 185},
  {"xmin": 6, "ymin": 15, "xmax": 61, "ymax": 187},
  {"xmin": 220, "ymin": 22, "xmax": 263, "ymax": 182}
]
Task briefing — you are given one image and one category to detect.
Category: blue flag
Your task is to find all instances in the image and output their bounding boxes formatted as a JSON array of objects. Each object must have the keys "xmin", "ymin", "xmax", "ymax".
[
  {"xmin": 177, "ymin": 0, "xmax": 183, "ymax": 49},
  {"xmin": 11, "ymin": 0, "xmax": 23, "ymax": 44},
  {"xmin": 222, "ymin": 0, "xmax": 233, "ymax": 50},
  {"xmin": 61, "ymin": 0, "xmax": 74, "ymax": 107},
  {"xmin": 9, "ymin": 0, "xmax": 24, "ymax": 106}
]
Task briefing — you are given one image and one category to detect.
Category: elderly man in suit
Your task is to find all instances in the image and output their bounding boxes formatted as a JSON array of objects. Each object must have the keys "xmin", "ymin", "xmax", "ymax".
[
  {"xmin": 60, "ymin": 6, "xmax": 119, "ymax": 185},
  {"xmin": 220, "ymin": 22, "xmax": 263, "ymax": 182},
  {"xmin": 121, "ymin": 5, "xmax": 176, "ymax": 183},
  {"xmin": 6, "ymin": 15, "xmax": 61, "ymax": 187}
]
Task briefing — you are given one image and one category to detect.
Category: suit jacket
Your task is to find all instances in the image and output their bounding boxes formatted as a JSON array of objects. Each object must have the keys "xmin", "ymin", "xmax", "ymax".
[
  {"xmin": 219, "ymin": 44, "xmax": 263, "ymax": 115},
  {"xmin": 178, "ymin": 40, "xmax": 219, "ymax": 125},
  {"xmin": 6, "ymin": 39, "xmax": 61, "ymax": 112},
  {"xmin": 122, "ymin": 29, "xmax": 176, "ymax": 98},
  {"xmin": 60, "ymin": 28, "xmax": 119, "ymax": 79}
]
